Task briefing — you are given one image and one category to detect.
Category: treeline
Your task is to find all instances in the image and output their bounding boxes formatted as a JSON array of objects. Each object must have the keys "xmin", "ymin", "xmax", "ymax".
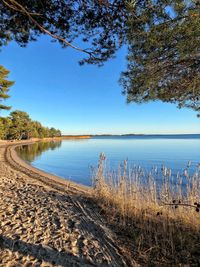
[{"xmin": 0, "ymin": 110, "xmax": 61, "ymax": 140}]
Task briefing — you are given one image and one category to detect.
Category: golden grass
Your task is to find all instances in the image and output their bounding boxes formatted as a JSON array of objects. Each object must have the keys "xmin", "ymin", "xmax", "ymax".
[{"xmin": 92, "ymin": 154, "xmax": 200, "ymax": 265}]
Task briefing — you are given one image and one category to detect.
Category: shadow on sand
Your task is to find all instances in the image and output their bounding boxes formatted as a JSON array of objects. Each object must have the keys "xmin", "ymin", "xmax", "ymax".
[{"xmin": 0, "ymin": 234, "xmax": 94, "ymax": 266}]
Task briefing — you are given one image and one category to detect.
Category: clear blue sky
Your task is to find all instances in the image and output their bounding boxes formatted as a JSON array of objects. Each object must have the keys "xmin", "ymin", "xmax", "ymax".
[{"xmin": 1, "ymin": 36, "xmax": 200, "ymax": 135}]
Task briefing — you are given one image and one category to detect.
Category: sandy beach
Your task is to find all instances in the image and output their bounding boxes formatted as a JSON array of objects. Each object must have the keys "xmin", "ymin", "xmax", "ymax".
[{"xmin": 0, "ymin": 141, "xmax": 130, "ymax": 267}]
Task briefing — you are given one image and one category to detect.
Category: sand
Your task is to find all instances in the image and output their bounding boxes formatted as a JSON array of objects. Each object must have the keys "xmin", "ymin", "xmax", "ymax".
[{"xmin": 0, "ymin": 141, "xmax": 129, "ymax": 267}]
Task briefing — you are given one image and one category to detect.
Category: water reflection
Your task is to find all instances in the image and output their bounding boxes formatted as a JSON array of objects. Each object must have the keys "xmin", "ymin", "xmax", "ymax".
[
  {"xmin": 17, "ymin": 141, "xmax": 62, "ymax": 162},
  {"xmin": 16, "ymin": 136, "xmax": 200, "ymax": 186}
]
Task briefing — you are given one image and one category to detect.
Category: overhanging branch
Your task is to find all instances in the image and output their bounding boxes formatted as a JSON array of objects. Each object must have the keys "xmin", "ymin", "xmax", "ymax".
[{"xmin": 2, "ymin": 0, "xmax": 98, "ymax": 60}]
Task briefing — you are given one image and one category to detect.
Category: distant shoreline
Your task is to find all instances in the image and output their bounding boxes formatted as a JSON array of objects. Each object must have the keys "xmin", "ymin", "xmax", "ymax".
[
  {"xmin": 62, "ymin": 135, "xmax": 92, "ymax": 139},
  {"xmin": 64, "ymin": 133, "xmax": 200, "ymax": 137},
  {"xmin": 0, "ymin": 133, "xmax": 200, "ymax": 145},
  {"xmin": 0, "ymin": 136, "xmax": 92, "ymax": 145}
]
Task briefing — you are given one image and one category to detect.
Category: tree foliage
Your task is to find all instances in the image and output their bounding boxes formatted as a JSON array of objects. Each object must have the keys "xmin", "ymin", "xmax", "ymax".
[
  {"xmin": 0, "ymin": 0, "xmax": 127, "ymax": 65},
  {"xmin": 121, "ymin": 0, "xmax": 200, "ymax": 115},
  {"xmin": 0, "ymin": 0, "xmax": 199, "ymax": 114},
  {"xmin": 0, "ymin": 65, "xmax": 13, "ymax": 110},
  {"xmin": 0, "ymin": 110, "xmax": 61, "ymax": 140}
]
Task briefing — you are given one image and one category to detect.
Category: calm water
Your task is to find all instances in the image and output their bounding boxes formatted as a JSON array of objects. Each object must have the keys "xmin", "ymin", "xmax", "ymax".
[{"xmin": 17, "ymin": 135, "xmax": 200, "ymax": 186}]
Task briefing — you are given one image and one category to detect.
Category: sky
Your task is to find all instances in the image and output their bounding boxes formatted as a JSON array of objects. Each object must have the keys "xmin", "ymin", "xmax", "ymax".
[{"xmin": 1, "ymin": 36, "xmax": 200, "ymax": 135}]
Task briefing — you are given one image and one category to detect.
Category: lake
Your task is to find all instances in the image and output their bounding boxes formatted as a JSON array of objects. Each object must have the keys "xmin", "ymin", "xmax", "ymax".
[{"xmin": 17, "ymin": 135, "xmax": 200, "ymax": 186}]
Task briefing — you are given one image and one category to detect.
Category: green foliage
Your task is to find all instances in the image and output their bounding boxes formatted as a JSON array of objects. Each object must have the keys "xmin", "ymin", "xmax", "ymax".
[
  {"xmin": 1, "ymin": 1, "xmax": 199, "ymax": 114},
  {"xmin": 49, "ymin": 127, "xmax": 62, "ymax": 138},
  {"xmin": 0, "ymin": 0, "xmax": 127, "ymax": 65},
  {"xmin": 0, "ymin": 119, "xmax": 5, "ymax": 139},
  {"xmin": 8, "ymin": 110, "xmax": 32, "ymax": 140},
  {"xmin": 0, "ymin": 65, "xmax": 14, "ymax": 110},
  {"xmin": 120, "ymin": 0, "xmax": 200, "ymax": 114},
  {"xmin": 0, "ymin": 110, "xmax": 61, "ymax": 140},
  {"xmin": 0, "ymin": 117, "xmax": 12, "ymax": 139}
]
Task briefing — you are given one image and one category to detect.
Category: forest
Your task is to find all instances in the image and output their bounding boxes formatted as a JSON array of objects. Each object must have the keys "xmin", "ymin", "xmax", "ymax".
[{"xmin": 0, "ymin": 110, "xmax": 61, "ymax": 140}]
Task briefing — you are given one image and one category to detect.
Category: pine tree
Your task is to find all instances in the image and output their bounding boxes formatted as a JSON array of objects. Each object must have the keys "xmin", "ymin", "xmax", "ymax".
[
  {"xmin": 1, "ymin": 1, "xmax": 199, "ymax": 114},
  {"xmin": 0, "ymin": 65, "xmax": 14, "ymax": 110},
  {"xmin": 8, "ymin": 110, "xmax": 33, "ymax": 140},
  {"xmin": 0, "ymin": 117, "xmax": 12, "ymax": 139},
  {"xmin": 120, "ymin": 1, "xmax": 200, "ymax": 115},
  {"xmin": 0, "ymin": 0, "xmax": 127, "ymax": 65}
]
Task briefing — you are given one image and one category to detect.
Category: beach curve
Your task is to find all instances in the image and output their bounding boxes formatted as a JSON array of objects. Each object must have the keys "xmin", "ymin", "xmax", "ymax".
[{"xmin": 0, "ymin": 140, "xmax": 131, "ymax": 267}]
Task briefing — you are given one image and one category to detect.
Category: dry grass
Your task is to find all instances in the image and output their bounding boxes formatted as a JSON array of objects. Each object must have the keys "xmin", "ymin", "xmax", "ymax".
[{"xmin": 92, "ymin": 154, "xmax": 200, "ymax": 265}]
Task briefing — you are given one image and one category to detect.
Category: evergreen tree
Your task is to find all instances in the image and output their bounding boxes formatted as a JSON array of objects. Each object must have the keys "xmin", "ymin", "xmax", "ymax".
[
  {"xmin": 1, "ymin": 1, "xmax": 199, "ymax": 114},
  {"xmin": 49, "ymin": 127, "xmax": 61, "ymax": 137},
  {"xmin": 121, "ymin": 0, "xmax": 200, "ymax": 115},
  {"xmin": 0, "ymin": 117, "xmax": 12, "ymax": 139},
  {"xmin": 0, "ymin": 0, "xmax": 127, "ymax": 65},
  {"xmin": 0, "ymin": 119, "xmax": 5, "ymax": 139},
  {"xmin": 9, "ymin": 110, "xmax": 32, "ymax": 140},
  {"xmin": 0, "ymin": 65, "xmax": 13, "ymax": 110},
  {"xmin": 0, "ymin": 109, "xmax": 62, "ymax": 140}
]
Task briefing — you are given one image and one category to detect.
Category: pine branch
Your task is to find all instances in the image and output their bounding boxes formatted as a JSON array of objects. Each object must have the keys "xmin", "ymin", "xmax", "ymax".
[{"xmin": 2, "ymin": 0, "xmax": 100, "ymax": 61}]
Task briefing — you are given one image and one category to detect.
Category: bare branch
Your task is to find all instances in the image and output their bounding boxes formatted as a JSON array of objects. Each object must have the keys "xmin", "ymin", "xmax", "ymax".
[{"xmin": 2, "ymin": 0, "xmax": 42, "ymax": 16}]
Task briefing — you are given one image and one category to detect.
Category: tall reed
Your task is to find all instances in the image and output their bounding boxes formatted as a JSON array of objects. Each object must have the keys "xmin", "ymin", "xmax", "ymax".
[{"xmin": 92, "ymin": 154, "xmax": 200, "ymax": 265}]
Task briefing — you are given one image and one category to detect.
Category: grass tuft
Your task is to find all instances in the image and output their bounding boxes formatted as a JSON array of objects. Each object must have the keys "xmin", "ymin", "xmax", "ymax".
[{"xmin": 92, "ymin": 154, "xmax": 200, "ymax": 265}]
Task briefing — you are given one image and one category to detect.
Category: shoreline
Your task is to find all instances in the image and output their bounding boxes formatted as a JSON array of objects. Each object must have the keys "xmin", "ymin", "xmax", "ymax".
[
  {"xmin": 1, "ymin": 139, "xmax": 199, "ymax": 265},
  {"xmin": 7, "ymin": 141, "xmax": 91, "ymax": 194},
  {"xmin": 0, "ymin": 135, "xmax": 92, "ymax": 145},
  {"xmin": 0, "ymin": 140, "xmax": 129, "ymax": 266}
]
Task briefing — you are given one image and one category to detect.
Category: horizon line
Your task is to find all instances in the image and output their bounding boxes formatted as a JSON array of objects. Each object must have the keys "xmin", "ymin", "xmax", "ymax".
[{"xmin": 62, "ymin": 133, "xmax": 200, "ymax": 136}]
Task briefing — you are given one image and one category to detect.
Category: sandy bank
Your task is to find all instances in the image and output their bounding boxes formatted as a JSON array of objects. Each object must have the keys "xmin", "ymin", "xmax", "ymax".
[
  {"xmin": 7, "ymin": 141, "xmax": 90, "ymax": 194},
  {"xmin": 0, "ymin": 141, "xmax": 130, "ymax": 266}
]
